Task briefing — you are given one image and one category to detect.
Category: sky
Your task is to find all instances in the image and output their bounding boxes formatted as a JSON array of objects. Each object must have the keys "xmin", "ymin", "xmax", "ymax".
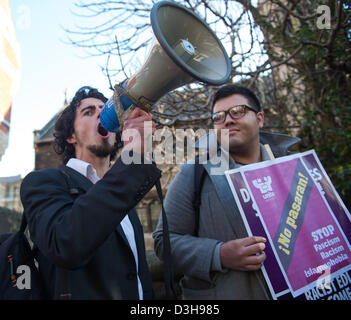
[{"xmin": 0, "ymin": 0, "xmax": 116, "ymax": 177}]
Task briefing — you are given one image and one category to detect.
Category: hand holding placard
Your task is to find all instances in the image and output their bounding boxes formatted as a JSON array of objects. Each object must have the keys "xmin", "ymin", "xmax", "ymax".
[{"xmin": 220, "ymin": 236, "xmax": 267, "ymax": 271}]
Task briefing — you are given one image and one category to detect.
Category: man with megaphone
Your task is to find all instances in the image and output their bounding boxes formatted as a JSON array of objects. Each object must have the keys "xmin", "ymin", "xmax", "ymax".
[{"xmin": 20, "ymin": 86, "xmax": 160, "ymax": 299}]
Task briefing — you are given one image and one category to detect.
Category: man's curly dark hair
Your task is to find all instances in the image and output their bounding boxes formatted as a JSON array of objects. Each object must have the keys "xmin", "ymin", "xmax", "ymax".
[{"xmin": 53, "ymin": 86, "xmax": 122, "ymax": 164}]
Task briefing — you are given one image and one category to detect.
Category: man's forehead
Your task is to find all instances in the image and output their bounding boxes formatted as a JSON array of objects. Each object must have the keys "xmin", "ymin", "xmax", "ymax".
[{"xmin": 214, "ymin": 94, "xmax": 249, "ymax": 111}]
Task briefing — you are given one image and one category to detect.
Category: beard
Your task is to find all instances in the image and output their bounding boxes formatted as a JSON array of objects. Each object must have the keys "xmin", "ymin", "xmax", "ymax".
[{"xmin": 87, "ymin": 140, "xmax": 117, "ymax": 159}]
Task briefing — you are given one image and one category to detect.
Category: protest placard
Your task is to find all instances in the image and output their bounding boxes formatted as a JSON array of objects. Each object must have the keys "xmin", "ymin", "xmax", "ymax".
[{"xmin": 225, "ymin": 150, "xmax": 351, "ymax": 300}]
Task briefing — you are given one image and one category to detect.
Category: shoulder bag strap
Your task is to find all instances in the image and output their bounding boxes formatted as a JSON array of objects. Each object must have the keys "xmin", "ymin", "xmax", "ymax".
[
  {"xmin": 193, "ymin": 161, "xmax": 207, "ymax": 237},
  {"xmin": 155, "ymin": 178, "xmax": 177, "ymax": 299}
]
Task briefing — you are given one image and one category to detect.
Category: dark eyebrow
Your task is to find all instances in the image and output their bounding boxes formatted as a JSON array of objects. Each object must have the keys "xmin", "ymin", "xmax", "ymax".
[{"xmin": 80, "ymin": 105, "xmax": 96, "ymax": 113}]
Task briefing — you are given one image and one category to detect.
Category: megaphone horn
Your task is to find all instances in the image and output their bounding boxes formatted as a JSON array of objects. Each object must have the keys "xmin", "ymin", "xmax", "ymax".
[{"xmin": 100, "ymin": 0, "xmax": 231, "ymax": 133}]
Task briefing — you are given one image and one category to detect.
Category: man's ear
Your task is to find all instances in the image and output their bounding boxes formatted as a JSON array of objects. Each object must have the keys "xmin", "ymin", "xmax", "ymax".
[
  {"xmin": 66, "ymin": 133, "xmax": 77, "ymax": 145},
  {"xmin": 257, "ymin": 111, "xmax": 264, "ymax": 129}
]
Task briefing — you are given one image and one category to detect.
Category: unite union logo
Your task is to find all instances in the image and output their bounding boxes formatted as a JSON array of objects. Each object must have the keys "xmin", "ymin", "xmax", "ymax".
[{"xmin": 252, "ymin": 176, "xmax": 275, "ymax": 199}]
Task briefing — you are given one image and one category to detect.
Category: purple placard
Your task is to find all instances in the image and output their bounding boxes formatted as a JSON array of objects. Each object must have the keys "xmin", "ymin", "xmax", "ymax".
[{"xmin": 226, "ymin": 150, "xmax": 351, "ymax": 299}]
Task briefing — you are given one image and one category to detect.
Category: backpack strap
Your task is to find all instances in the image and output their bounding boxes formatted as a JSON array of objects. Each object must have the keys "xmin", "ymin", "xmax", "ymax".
[
  {"xmin": 193, "ymin": 159, "xmax": 207, "ymax": 237},
  {"xmin": 19, "ymin": 208, "xmax": 40, "ymax": 258},
  {"xmin": 19, "ymin": 212, "xmax": 27, "ymax": 233},
  {"xmin": 155, "ymin": 178, "xmax": 177, "ymax": 299}
]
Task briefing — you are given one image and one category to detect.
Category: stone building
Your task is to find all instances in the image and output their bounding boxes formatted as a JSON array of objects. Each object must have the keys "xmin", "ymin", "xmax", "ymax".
[{"xmin": 33, "ymin": 110, "xmax": 63, "ymax": 171}]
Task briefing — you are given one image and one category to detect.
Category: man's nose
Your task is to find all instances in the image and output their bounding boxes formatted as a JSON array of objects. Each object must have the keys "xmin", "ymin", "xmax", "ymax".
[{"xmin": 224, "ymin": 113, "xmax": 235, "ymax": 126}]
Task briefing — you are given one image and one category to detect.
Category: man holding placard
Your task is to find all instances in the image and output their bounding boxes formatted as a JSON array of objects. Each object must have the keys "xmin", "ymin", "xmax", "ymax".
[{"xmin": 153, "ymin": 84, "xmax": 300, "ymax": 299}]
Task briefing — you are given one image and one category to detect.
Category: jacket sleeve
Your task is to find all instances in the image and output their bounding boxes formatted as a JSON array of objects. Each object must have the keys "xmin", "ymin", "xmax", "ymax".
[
  {"xmin": 20, "ymin": 153, "xmax": 161, "ymax": 270},
  {"xmin": 153, "ymin": 163, "xmax": 222, "ymax": 283}
]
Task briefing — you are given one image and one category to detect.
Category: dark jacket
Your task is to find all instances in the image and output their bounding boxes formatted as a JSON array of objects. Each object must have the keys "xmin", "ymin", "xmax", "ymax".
[{"xmin": 20, "ymin": 155, "xmax": 161, "ymax": 299}]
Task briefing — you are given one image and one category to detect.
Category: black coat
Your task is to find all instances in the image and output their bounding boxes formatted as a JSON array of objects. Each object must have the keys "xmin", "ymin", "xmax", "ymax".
[{"xmin": 20, "ymin": 156, "xmax": 162, "ymax": 299}]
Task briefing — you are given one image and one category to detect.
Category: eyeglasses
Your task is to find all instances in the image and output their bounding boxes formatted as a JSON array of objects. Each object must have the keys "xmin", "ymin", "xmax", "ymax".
[{"xmin": 211, "ymin": 104, "xmax": 258, "ymax": 124}]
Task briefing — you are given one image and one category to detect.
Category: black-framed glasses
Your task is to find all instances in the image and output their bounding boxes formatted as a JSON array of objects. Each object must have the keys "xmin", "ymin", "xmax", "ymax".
[{"xmin": 211, "ymin": 104, "xmax": 258, "ymax": 124}]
